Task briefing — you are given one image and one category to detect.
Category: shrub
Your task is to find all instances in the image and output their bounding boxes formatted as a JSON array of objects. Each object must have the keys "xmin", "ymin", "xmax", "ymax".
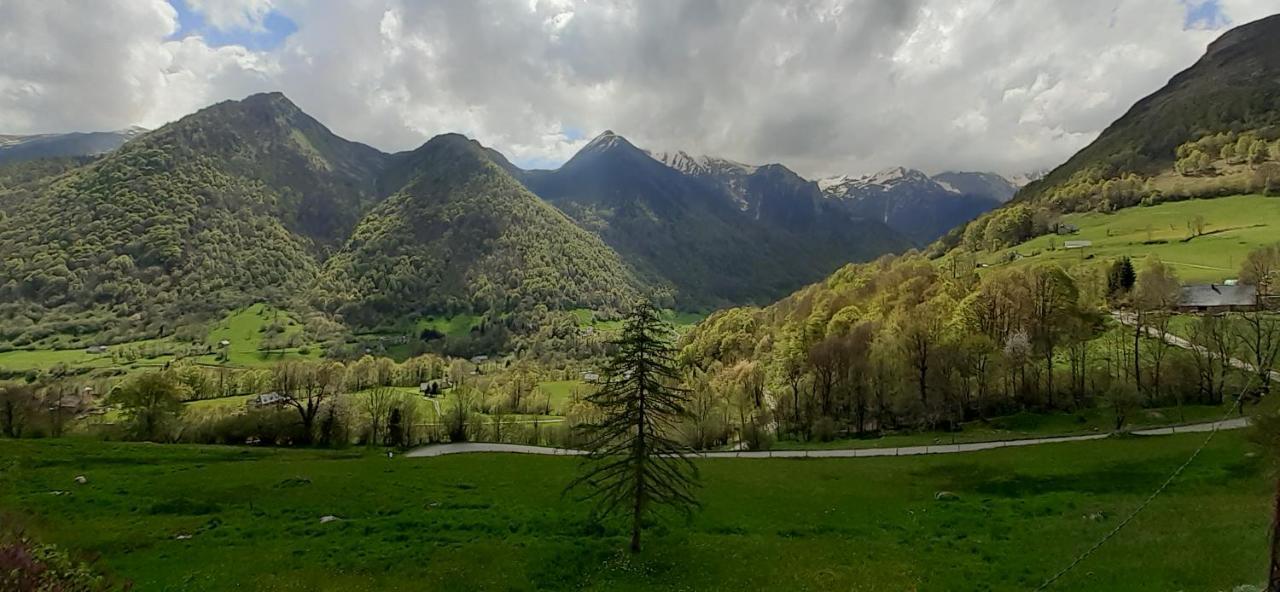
[
  {"xmin": 0, "ymin": 537, "xmax": 107, "ymax": 592},
  {"xmin": 811, "ymin": 417, "xmax": 839, "ymax": 442}
]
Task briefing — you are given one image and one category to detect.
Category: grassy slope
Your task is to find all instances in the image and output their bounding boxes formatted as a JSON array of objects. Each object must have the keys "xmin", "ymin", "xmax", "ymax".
[
  {"xmin": 973, "ymin": 194, "xmax": 1280, "ymax": 282},
  {"xmin": 201, "ymin": 303, "xmax": 317, "ymax": 367},
  {"xmin": 0, "ymin": 434, "xmax": 1269, "ymax": 591},
  {"xmin": 0, "ymin": 338, "xmax": 178, "ymax": 374},
  {"xmin": 417, "ymin": 315, "xmax": 482, "ymax": 339},
  {"xmin": 536, "ymin": 380, "xmax": 595, "ymax": 413},
  {"xmin": 0, "ymin": 304, "xmax": 318, "ymax": 374}
]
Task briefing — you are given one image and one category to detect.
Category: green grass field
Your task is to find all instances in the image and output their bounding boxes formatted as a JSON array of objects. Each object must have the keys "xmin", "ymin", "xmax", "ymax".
[
  {"xmin": 415, "ymin": 315, "xmax": 482, "ymax": 339},
  {"xmin": 0, "ymin": 338, "xmax": 180, "ymax": 375},
  {"xmin": 536, "ymin": 380, "xmax": 594, "ymax": 413},
  {"xmin": 199, "ymin": 304, "xmax": 318, "ymax": 367},
  {"xmin": 0, "ymin": 434, "xmax": 1270, "ymax": 591},
  {"xmin": 976, "ymin": 194, "xmax": 1280, "ymax": 282},
  {"xmin": 0, "ymin": 304, "xmax": 322, "ymax": 376}
]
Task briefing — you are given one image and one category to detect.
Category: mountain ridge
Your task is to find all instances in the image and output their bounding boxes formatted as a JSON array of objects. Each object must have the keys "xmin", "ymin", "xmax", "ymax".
[
  {"xmin": 517, "ymin": 130, "xmax": 910, "ymax": 307},
  {"xmin": 818, "ymin": 166, "xmax": 1009, "ymax": 244}
]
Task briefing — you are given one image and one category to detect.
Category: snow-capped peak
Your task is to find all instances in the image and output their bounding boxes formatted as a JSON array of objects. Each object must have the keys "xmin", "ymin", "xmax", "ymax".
[
  {"xmin": 648, "ymin": 149, "xmax": 757, "ymax": 176},
  {"xmin": 581, "ymin": 129, "xmax": 628, "ymax": 152},
  {"xmin": 818, "ymin": 166, "xmax": 969, "ymax": 200},
  {"xmin": 934, "ymin": 179, "xmax": 961, "ymax": 194},
  {"xmin": 817, "ymin": 174, "xmax": 854, "ymax": 192},
  {"xmin": 865, "ymin": 166, "xmax": 930, "ymax": 186}
]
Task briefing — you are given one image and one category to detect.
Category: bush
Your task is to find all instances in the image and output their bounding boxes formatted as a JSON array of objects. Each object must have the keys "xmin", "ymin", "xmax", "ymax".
[
  {"xmin": 0, "ymin": 537, "xmax": 107, "ymax": 591},
  {"xmin": 811, "ymin": 417, "xmax": 839, "ymax": 442},
  {"xmin": 741, "ymin": 420, "xmax": 775, "ymax": 451},
  {"xmin": 177, "ymin": 408, "xmax": 304, "ymax": 446}
]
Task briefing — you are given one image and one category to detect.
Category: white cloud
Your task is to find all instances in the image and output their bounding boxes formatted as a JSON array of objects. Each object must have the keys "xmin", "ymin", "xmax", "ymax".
[
  {"xmin": 0, "ymin": 0, "xmax": 1275, "ymax": 177},
  {"xmin": 185, "ymin": 0, "xmax": 276, "ymax": 31},
  {"xmin": 0, "ymin": 0, "xmax": 274, "ymax": 134}
]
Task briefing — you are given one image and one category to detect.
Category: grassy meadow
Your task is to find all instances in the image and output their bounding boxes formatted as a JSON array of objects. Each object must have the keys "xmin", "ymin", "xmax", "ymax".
[
  {"xmin": 975, "ymin": 194, "xmax": 1280, "ymax": 281},
  {"xmin": 198, "ymin": 303, "xmax": 318, "ymax": 367},
  {"xmin": 0, "ymin": 433, "xmax": 1271, "ymax": 592}
]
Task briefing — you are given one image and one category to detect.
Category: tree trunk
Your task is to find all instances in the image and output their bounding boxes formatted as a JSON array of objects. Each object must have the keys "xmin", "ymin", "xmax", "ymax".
[
  {"xmin": 1045, "ymin": 347, "xmax": 1054, "ymax": 409},
  {"xmin": 1133, "ymin": 320, "xmax": 1143, "ymax": 394},
  {"xmin": 631, "ymin": 380, "xmax": 647, "ymax": 554},
  {"xmin": 1270, "ymin": 476, "xmax": 1280, "ymax": 592}
]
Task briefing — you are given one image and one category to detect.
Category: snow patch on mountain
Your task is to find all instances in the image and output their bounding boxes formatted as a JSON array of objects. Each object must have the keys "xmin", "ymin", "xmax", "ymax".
[{"xmin": 648, "ymin": 149, "xmax": 758, "ymax": 176}]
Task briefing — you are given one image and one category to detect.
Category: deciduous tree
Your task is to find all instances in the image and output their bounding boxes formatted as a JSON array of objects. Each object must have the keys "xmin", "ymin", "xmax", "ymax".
[{"xmin": 108, "ymin": 372, "xmax": 186, "ymax": 441}]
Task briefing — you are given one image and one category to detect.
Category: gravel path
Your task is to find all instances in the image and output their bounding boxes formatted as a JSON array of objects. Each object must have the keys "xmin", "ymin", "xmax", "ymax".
[
  {"xmin": 404, "ymin": 416, "xmax": 1251, "ymax": 459},
  {"xmin": 407, "ymin": 317, "xmax": 1267, "ymax": 461},
  {"xmin": 1111, "ymin": 311, "xmax": 1280, "ymax": 382}
]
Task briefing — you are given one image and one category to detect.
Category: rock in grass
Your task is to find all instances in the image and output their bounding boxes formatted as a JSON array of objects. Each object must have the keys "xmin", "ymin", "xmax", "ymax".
[
  {"xmin": 934, "ymin": 491, "xmax": 959, "ymax": 502},
  {"xmin": 73, "ymin": 475, "xmax": 87, "ymax": 485},
  {"xmin": 319, "ymin": 515, "xmax": 342, "ymax": 524}
]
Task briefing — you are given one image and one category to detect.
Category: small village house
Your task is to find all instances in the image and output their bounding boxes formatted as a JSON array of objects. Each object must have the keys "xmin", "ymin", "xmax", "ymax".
[
  {"xmin": 1176, "ymin": 283, "xmax": 1258, "ymax": 313},
  {"xmin": 247, "ymin": 392, "xmax": 289, "ymax": 408}
]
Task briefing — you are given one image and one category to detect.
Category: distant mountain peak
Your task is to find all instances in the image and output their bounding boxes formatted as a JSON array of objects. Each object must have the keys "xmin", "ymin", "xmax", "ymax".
[
  {"xmin": 819, "ymin": 166, "xmax": 934, "ymax": 196},
  {"xmin": 648, "ymin": 149, "xmax": 758, "ymax": 176},
  {"xmin": 866, "ymin": 166, "xmax": 929, "ymax": 186},
  {"xmin": 580, "ymin": 129, "xmax": 633, "ymax": 152}
]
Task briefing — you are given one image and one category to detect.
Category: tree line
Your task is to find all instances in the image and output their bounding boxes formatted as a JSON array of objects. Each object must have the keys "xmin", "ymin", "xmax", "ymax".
[{"xmin": 677, "ymin": 246, "xmax": 1280, "ymax": 448}]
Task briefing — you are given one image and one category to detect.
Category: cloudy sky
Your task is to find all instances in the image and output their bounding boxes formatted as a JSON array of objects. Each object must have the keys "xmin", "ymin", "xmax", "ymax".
[{"xmin": 0, "ymin": 0, "xmax": 1275, "ymax": 178}]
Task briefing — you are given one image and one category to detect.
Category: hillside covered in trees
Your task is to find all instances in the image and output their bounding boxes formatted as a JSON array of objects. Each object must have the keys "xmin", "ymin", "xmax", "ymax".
[
  {"xmin": 0, "ymin": 93, "xmax": 910, "ymax": 353},
  {"xmin": 938, "ymin": 14, "xmax": 1280, "ymax": 256},
  {"xmin": 319, "ymin": 134, "xmax": 642, "ymax": 328},
  {"xmin": 678, "ymin": 244, "xmax": 1278, "ymax": 443}
]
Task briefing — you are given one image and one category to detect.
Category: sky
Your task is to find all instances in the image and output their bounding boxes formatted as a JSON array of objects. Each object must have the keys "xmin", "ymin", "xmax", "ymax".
[{"xmin": 0, "ymin": 0, "xmax": 1276, "ymax": 178}]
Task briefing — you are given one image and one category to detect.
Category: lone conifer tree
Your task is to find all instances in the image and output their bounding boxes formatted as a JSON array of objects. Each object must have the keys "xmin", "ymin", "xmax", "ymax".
[{"xmin": 569, "ymin": 300, "xmax": 700, "ymax": 553}]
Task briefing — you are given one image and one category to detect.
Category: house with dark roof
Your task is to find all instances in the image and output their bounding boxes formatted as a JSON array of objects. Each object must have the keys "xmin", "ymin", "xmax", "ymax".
[{"xmin": 1176, "ymin": 283, "xmax": 1258, "ymax": 312}]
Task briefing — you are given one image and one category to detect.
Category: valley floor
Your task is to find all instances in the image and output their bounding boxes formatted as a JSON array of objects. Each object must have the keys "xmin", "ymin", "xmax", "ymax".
[{"xmin": 0, "ymin": 433, "xmax": 1270, "ymax": 591}]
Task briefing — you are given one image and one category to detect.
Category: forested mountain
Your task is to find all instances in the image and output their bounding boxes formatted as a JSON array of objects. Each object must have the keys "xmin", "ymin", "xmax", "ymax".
[
  {"xmin": 0, "ymin": 127, "xmax": 146, "ymax": 165},
  {"xmin": 150, "ymin": 92, "xmax": 390, "ymax": 249},
  {"xmin": 0, "ymin": 93, "xmax": 918, "ymax": 350},
  {"xmin": 0, "ymin": 97, "xmax": 338, "ymax": 344},
  {"xmin": 320, "ymin": 133, "xmax": 641, "ymax": 326},
  {"xmin": 819, "ymin": 167, "xmax": 1005, "ymax": 243},
  {"xmin": 941, "ymin": 14, "xmax": 1280, "ymax": 256},
  {"xmin": 518, "ymin": 132, "xmax": 909, "ymax": 308},
  {"xmin": 1018, "ymin": 12, "xmax": 1280, "ymax": 208}
]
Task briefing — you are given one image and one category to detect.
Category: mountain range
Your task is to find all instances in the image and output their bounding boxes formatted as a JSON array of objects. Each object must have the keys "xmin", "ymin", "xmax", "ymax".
[
  {"xmin": 519, "ymin": 132, "xmax": 910, "ymax": 306},
  {"xmin": 818, "ymin": 167, "xmax": 1016, "ymax": 243},
  {"xmin": 0, "ymin": 126, "xmax": 147, "ymax": 166},
  {"xmin": 3, "ymin": 93, "xmax": 992, "ymax": 349}
]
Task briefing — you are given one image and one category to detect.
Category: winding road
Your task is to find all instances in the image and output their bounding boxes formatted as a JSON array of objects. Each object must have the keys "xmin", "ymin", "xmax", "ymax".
[
  {"xmin": 404, "ymin": 417, "xmax": 1251, "ymax": 459},
  {"xmin": 406, "ymin": 314, "xmax": 1271, "ymax": 460}
]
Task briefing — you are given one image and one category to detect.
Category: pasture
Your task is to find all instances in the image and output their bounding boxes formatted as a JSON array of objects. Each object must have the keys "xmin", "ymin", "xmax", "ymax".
[
  {"xmin": 0, "ymin": 432, "xmax": 1270, "ymax": 591},
  {"xmin": 977, "ymin": 194, "xmax": 1280, "ymax": 281}
]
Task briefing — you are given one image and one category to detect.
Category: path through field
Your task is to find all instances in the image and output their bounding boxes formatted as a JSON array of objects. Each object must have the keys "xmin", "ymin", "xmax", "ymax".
[{"xmin": 404, "ymin": 416, "xmax": 1250, "ymax": 459}]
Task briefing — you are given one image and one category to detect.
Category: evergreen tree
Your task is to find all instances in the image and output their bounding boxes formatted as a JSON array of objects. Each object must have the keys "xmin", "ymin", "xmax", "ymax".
[
  {"xmin": 1106, "ymin": 257, "xmax": 1136, "ymax": 297},
  {"xmin": 569, "ymin": 300, "xmax": 700, "ymax": 553}
]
